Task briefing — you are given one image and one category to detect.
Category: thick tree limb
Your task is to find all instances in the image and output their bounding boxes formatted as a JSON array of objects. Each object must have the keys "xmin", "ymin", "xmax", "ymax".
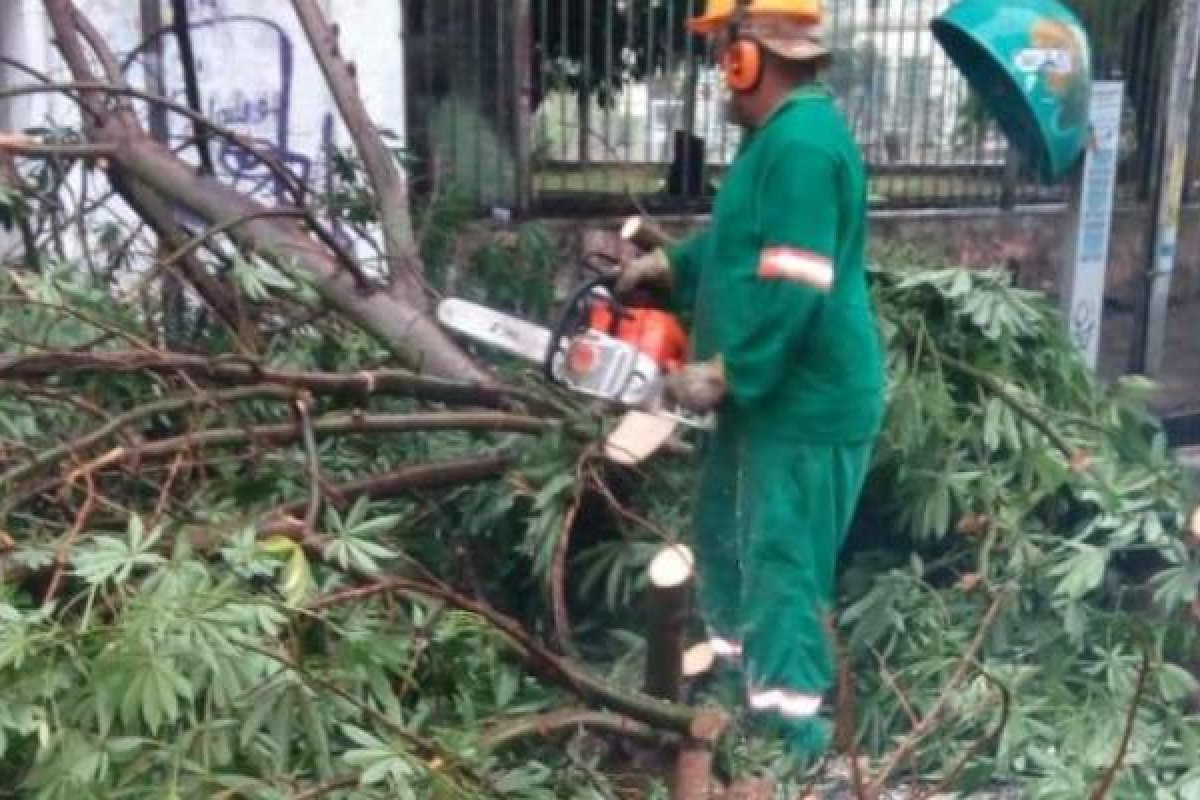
[
  {"xmin": 39, "ymin": 0, "xmax": 488, "ymax": 382},
  {"xmin": 288, "ymin": 0, "xmax": 422, "ymax": 287},
  {"xmin": 271, "ymin": 453, "xmax": 515, "ymax": 519},
  {"xmin": 109, "ymin": 172, "xmax": 258, "ymax": 348},
  {"xmin": 480, "ymin": 708, "xmax": 666, "ymax": 751}
]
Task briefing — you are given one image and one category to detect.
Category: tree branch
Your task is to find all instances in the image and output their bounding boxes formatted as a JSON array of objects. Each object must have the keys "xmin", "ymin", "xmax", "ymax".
[
  {"xmin": 480, "ymin": 708, "xmax": 666, "ymax": 751},
  {"xmin": 865, "ymin": 591, "xmax": 1009, "ymax": 798},
  {"xmin": 1088, "ymin": 641, "xmax": 1152, "ymax": 800},
  {"xmin": 0, "ymin": 384, "xmax": 302, "ymax": 489},
  {"xmin": 288, "ymin": 0, "xmax": 422, "ymax": 288},
  {"xmin": 31, "ymin": 5, "xmax": 489, "ymax": 380},
  {"xmin": 0, "ymin": 350, "xmax": 541, "ymax": 410},
  {"xmin": 311, "ymin": 578, "xmax": 728, "ymax": 740},
  {"xmin": 0, "ymin": 135, "xmax": 116, "ymax": 158},
  {"xmin": 59, "ymin": 411, "xmax": 549, "ymax": 476},
  {"xmin": 270, "ymin": 453, "xmax": 515, "ymax": 519}
]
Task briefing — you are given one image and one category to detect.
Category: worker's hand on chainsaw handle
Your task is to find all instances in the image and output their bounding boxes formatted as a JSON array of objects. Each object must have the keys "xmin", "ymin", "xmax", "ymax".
[
  {"xmin": 614, "ymin": 248, "xmax": 672, "ymax": 297},
  {"xmin": 664, "ymin": 357, "xmax": 726, "ymax": 413}
]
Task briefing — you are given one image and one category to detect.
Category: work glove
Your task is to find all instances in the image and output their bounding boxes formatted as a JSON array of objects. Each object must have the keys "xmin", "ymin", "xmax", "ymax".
[
  {"xmin": 614, "ymin": 248, "xmax": 672, "ymax": 297},
  {"xmin": 663, "ymin": 357, "xmax": 726, "ymax": 413}
]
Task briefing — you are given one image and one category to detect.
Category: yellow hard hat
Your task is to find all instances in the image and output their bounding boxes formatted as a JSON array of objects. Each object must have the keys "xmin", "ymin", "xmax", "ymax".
[{"xmin": 687, "ymin": 0, "xmax": 823, "ymax": 35}]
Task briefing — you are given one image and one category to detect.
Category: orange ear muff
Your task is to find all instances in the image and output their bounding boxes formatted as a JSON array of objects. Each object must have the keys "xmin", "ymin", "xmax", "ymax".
[{"xmin": 722, "ymin": 39, "xmax": 762, "ymax": 93}]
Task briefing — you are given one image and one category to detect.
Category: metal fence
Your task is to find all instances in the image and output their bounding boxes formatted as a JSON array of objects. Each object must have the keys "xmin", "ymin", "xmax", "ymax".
[{"xmin": 401, "ymin": 0, "xmax": 1170, "ymax": 217}]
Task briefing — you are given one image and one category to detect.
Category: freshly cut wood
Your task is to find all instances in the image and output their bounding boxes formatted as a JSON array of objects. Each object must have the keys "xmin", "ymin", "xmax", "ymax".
[
  {"xmin": 621, "ymin": 215, "xmax": 675, "ymax": 252},
  {"xmin": 682, "ymin": 642, "xmax": 717, "ymax": 678},
  {"xmin": 604, "ymin": 410, "xmax": 679, "ymax": 465},
  {"xmin": 645, "ymin": 544, "xmax": 695, "ymax": 703},
  {"xmin": 649, "ymin": 543, "xmax": 695, "ymax": 589}
]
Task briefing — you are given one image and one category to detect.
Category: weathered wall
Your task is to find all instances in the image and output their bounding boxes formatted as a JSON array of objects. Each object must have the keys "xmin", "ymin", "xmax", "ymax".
[
  {"xmin": 0, "ymin": 0, "xmax": 406, "ymax": 267},
  {"xmin": 552, "ymin": 203, "xmax": 1200, "ymax": 309}
]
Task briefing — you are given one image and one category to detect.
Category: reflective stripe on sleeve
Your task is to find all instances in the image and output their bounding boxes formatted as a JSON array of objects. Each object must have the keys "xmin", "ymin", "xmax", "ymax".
[{"xmin": 758, "ymin": 247, "xmax": 834, "ymax": 291}]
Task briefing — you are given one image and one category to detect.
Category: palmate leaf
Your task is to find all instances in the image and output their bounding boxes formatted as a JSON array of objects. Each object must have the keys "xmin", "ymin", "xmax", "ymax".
[
  {"xmin": 72, "ymin": 515, "xmax": 167, "ymax": 586},
  {"xmin": 1048, "ymin": 542, "xmax": 1110, "ymax": 601}
]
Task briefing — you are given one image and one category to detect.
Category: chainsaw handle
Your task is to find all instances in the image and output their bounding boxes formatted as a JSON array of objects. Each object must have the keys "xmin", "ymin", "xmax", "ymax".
[{"xmin": 543, "ymin": 273, "xmax": 617, "ymax": 385}]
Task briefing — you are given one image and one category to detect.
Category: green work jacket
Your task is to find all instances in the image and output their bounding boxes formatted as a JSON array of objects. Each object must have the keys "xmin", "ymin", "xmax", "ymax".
[{"xmin": 666, "ymin": 84, "xmax": 886, "ymax": 444}]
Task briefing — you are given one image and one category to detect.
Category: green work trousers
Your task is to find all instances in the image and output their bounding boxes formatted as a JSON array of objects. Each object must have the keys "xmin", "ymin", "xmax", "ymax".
[{"xmin": 692, "ymin": 423, "xmax": 874, "ymax": 755}]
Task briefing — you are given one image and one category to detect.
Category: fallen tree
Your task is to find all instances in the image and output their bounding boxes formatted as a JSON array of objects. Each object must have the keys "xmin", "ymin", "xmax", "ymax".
[{"xmin": 2, "ymin": 3, "xmax": 1200, "ymax": 799}]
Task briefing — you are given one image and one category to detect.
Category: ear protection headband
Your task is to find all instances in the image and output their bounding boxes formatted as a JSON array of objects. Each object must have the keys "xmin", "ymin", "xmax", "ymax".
[{"xmin": 722, "ymin": 0, "xmax": 764, "ymax": 93}]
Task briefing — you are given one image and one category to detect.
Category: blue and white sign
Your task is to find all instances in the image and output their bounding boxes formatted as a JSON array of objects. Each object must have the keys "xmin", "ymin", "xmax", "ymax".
[{"xmin": 1064, "ymin": 80, "xmax": 1123, "ymax": 367}]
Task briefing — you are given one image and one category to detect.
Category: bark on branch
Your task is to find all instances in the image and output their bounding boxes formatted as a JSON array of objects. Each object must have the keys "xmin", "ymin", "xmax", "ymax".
[
  {"xmin": 288, "ymin": 0, "xmax": 422, "ymax": 286},
  {"xmin": 0, "ymin": 350, "xmax": 540, "ymax": 409},
  {"xmin": 39, "ymin": 0, "xmax": 488, "ymax": 382},
  {"xmin": 60, "ymin": 411, "xmax": 549, "ymax": 475}
]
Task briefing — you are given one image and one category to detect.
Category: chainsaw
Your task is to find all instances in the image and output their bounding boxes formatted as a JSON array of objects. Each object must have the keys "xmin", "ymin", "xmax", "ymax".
[{"xmin": 436, "ymin": 216, "xmax": 715, "ymax": 432}]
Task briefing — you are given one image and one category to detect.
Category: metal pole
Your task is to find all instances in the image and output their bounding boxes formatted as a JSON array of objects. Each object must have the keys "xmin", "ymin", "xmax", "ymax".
[{"xmin": 1133, "ymin": 0, "xmax": 1200, "ymax": 376}]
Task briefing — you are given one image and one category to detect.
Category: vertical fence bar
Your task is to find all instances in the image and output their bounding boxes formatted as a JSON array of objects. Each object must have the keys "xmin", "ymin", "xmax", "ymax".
[
  {"xmin": 603, "ymin": 0, "xmax": 614, "ymax": 192},
  {"xmin": 1133, "ymin": 0, "xmax": 1200, "ymax": 375},
  {"xmin": 559, "ymin": 0, "xmax": 568, "ymax": 177},
  {"xmin": 514, "ymin": 0, "xmax": 533, "ymax": 213},
  {"xmin": 582, "ymin": 0, "xmax": 593, "ymax": 182}
]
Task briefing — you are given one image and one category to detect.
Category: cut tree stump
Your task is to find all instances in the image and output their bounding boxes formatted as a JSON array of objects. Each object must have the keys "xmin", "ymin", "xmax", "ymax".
[{"xmin": 645, "ymin": 543, "xmax": 695, "ymax": 702}]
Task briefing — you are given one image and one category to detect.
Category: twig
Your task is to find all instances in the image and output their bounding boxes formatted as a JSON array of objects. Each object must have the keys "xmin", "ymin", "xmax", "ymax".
[
  {"xmin": 831, "ymin": 619, "xmax": 867, "ymax": 800},
  {"xmin": 272, "ymin": 453, "xmax": 515, "ymax": 520},
  {"xmin": 0, "ymin": 133, "xmax": 116, "ymax": 158},
  {"xmin": 865, "ymin": 591, "xmax": 1009, "ymax": 798},
  {"xmin": 1, "ymin": 384, "xmax": 302, "ymax": 489},
  {"xmin": 915, "ymin": 665, "xmax": 1012, "ymax": 800},
  {"xmin": 1088, "ymin": 641, "xmax": 1152, "ymax": 800},
  {"xmin": 551, "ymin": 449, "xmax": 593, "ymax": 658},
  {"xmin": 296, "ymin": 393, "xmax": 323, "ymax": 534},
  {"xmin": 234, "ymin": 638, "xmax": 480, "ymax": 788},
  {"xmin": 42, "ymin": 471, "xmax": 96, "ymax": 606},
  {"xmin": 150, "ymin": 451, "xmax": 188, "ymax": 527},
  {"xmin": 288, "ymin": 0, "xmax": 422, "ymax": 284},
  {"xmin": 940, "ymin": 355, "xmax": 1081, "ymax": 468}
]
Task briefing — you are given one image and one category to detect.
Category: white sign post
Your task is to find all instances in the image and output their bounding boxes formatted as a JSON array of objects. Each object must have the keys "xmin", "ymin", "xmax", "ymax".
[{"xmin": 1062, "ymin": 80, "xmax": 1124, "ymax": 368}]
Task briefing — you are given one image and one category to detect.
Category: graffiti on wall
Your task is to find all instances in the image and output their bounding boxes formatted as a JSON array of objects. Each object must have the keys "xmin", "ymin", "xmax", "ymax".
[{"xmin": 123, "ymin": 0, "xmax": 333, "ymax": 206}]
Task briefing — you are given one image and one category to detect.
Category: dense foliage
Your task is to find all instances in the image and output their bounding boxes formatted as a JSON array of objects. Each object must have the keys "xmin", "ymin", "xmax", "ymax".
[{"xmin": 0, "ymin": 208, "xmax": 1197, "ymax": 799}]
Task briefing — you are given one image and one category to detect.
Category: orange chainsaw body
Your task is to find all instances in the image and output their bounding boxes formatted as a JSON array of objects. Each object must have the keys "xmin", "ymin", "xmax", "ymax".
[{"xmin": 584, "ymin": 300, "xmax": 689, "ymax": 372}]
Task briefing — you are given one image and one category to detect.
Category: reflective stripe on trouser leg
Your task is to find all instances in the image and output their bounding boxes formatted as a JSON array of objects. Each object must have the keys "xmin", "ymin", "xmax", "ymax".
[
  {"xmin": 748, "ymin": 688, "xmax": 822, "ymax": 717},
  {"xmin": 737, "ymin": 439, "xmax": 874, "ymax": 738},
  {"xmin": 708, "ymin": 634, "xmax": 743, "ymax": 659}
]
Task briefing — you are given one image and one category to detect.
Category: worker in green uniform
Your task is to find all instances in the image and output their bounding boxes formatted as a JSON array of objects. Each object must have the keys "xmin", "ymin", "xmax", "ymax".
[{"xmin": 616, "ymin": 0, "xmax": 887, "ymax": 760}]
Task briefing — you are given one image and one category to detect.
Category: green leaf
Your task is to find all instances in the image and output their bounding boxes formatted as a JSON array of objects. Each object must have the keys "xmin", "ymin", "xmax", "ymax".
[{"xmin": 1050, "ymin": 542, "xmax": 1109, "ymax": 600}]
